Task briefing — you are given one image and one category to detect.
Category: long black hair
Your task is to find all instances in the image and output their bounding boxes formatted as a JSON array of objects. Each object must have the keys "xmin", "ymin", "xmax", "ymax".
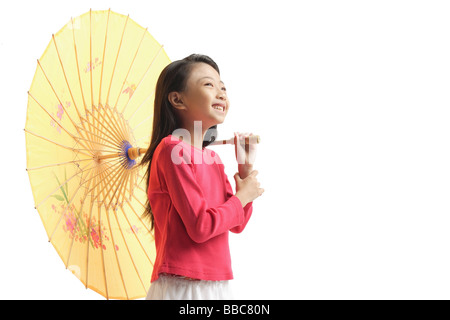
[{"xmin": 140, "ymin": 54, "xmax": 220, "ymax": 230}]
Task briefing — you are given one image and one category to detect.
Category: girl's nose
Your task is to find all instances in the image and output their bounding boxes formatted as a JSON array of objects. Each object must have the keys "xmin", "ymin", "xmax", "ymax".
[{"xmin": 217, "ymin": 91, "xmax": 226, "ymax": 100}]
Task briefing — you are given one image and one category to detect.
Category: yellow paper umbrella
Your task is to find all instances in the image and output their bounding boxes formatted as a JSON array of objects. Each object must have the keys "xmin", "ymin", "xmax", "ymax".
[{"xmin": 25, "ymin": 9, "xmax": 170, "ymax": 299}]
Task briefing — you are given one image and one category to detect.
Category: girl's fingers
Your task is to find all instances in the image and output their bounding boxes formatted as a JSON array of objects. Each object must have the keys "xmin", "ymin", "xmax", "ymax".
[{"xmin": 235, "ymin": 132, "xmax": 255, "ymax": 140}]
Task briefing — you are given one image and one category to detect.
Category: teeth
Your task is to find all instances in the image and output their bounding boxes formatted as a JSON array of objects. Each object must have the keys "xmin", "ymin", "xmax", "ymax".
[{"xmin": 213, "ymin": 105, "xmax": 224, "ymax": 111}]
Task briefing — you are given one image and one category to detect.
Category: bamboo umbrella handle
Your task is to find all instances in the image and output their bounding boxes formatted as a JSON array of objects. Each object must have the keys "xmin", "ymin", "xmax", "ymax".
[
  {"xmin": 96, "ymin": 148, "xmax": 146, "ymax": 161},
  {"xmin": 127, "ymin": 147, "xmax": 147, "ymax": 160},
  {"xmin": 98, "ymin": 135, "xmax": 261, "ymax": 161},
  {"xmin": 128, "ymin": 135, "xmax": 260, "ymax": 159},
  {"xmin": 209, "ymin": 135, "xmax": 260, "ymax": 146}
]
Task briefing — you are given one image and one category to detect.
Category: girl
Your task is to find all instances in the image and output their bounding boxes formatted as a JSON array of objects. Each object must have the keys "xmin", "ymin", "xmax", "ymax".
[{"xmin": 141, "ymin": 54, "xmax": 264, "ymax": 300}]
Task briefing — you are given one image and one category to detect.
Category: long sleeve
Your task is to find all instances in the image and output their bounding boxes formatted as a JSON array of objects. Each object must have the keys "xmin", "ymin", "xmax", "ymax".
[
  {"xmin": 148, "ymin": 136, "xmax": 255, "ymax": 281},
  {"xmin": 159, "ymin": 143, "xmax": 245, "ymax": 243},
  {"xmin": 222, "ymin": 168, "xmax": 253, "ymax": 234}
]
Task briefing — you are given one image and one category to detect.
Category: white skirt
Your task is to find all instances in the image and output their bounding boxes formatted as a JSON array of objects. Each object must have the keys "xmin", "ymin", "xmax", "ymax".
[{"xmin": 146, "ymin": 274, "xmax": 233, "ymax": 300}]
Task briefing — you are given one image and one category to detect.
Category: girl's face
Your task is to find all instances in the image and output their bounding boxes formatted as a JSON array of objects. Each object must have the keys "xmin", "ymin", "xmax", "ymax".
[{"xmin": 170, "ymin": 63, "xmax": 228, "ymax": 129}]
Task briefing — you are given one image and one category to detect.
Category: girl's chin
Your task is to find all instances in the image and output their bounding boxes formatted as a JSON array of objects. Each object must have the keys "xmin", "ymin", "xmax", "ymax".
[
  {"xmin": 212, "ymin": 118, "xmax": 225, "ymax": 125},
  {"xmin": 207, "ymin": 115, "xmax": 226, "ymax": 125},
  {"xmin": 197, "ymin": 113, "xmax": 227, "ymax": 128},
  {"xmin": 203, "ymin": 120, "xmax": 223, "ymax": 129}
]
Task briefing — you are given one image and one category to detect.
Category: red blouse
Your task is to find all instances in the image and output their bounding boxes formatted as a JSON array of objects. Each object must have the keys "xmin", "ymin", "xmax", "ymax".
[{"xmin": 148, "ymin": 135, "xmax": 253, "ymax": 282}]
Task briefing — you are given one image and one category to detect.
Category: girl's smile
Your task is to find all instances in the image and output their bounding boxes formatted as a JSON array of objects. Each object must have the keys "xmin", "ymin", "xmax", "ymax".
[{"xmin": 169, "ymin": 62, "xmax": 229, "ymax": 130}]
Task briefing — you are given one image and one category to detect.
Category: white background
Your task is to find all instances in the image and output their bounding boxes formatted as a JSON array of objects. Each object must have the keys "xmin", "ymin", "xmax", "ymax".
[{"xmin": 1, "ymin": 0, "xmax": 450, "ymax": 299}]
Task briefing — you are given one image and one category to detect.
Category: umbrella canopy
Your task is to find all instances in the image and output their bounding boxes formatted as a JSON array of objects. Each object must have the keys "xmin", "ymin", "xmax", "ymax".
[{"xmin": 25, "ymin": 9, "xmax": 170, "ymax": 299}]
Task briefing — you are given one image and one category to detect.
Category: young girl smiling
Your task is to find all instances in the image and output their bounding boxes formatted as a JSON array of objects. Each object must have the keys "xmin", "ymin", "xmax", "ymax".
[{"xmin": 141, "ymin": 54, "xmax": 264, "ymax": 300}]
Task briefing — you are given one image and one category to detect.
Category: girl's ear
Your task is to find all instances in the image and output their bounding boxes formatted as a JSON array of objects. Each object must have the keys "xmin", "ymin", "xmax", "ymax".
[{"xmin": 168, "ymin": 92, "xmax": 187, "ymax": 111}]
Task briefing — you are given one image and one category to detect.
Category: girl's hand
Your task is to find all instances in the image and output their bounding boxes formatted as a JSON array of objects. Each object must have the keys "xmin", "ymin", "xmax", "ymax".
[
  {"xmin": 234, "ymin": 170, "xmax": 264, "ymax": 207},
  {"xmin": 234, "ymin": 132, "xmax": 257, "ymax": 166}
]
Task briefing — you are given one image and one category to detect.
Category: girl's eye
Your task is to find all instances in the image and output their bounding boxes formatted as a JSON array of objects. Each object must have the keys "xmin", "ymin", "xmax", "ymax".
[
  {"xmin": 205, "ymin": 83, "xmax": 213, "ymax": 87},
  {"xmin": 221, "ymin": 86, "xmax": 227, "ymax": 92}
]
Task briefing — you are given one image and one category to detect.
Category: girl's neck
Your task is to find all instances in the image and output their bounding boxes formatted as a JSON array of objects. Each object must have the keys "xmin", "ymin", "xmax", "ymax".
[{"xmin": 173, "ymin": 121, "xmax": 209, "ymax": 150}]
